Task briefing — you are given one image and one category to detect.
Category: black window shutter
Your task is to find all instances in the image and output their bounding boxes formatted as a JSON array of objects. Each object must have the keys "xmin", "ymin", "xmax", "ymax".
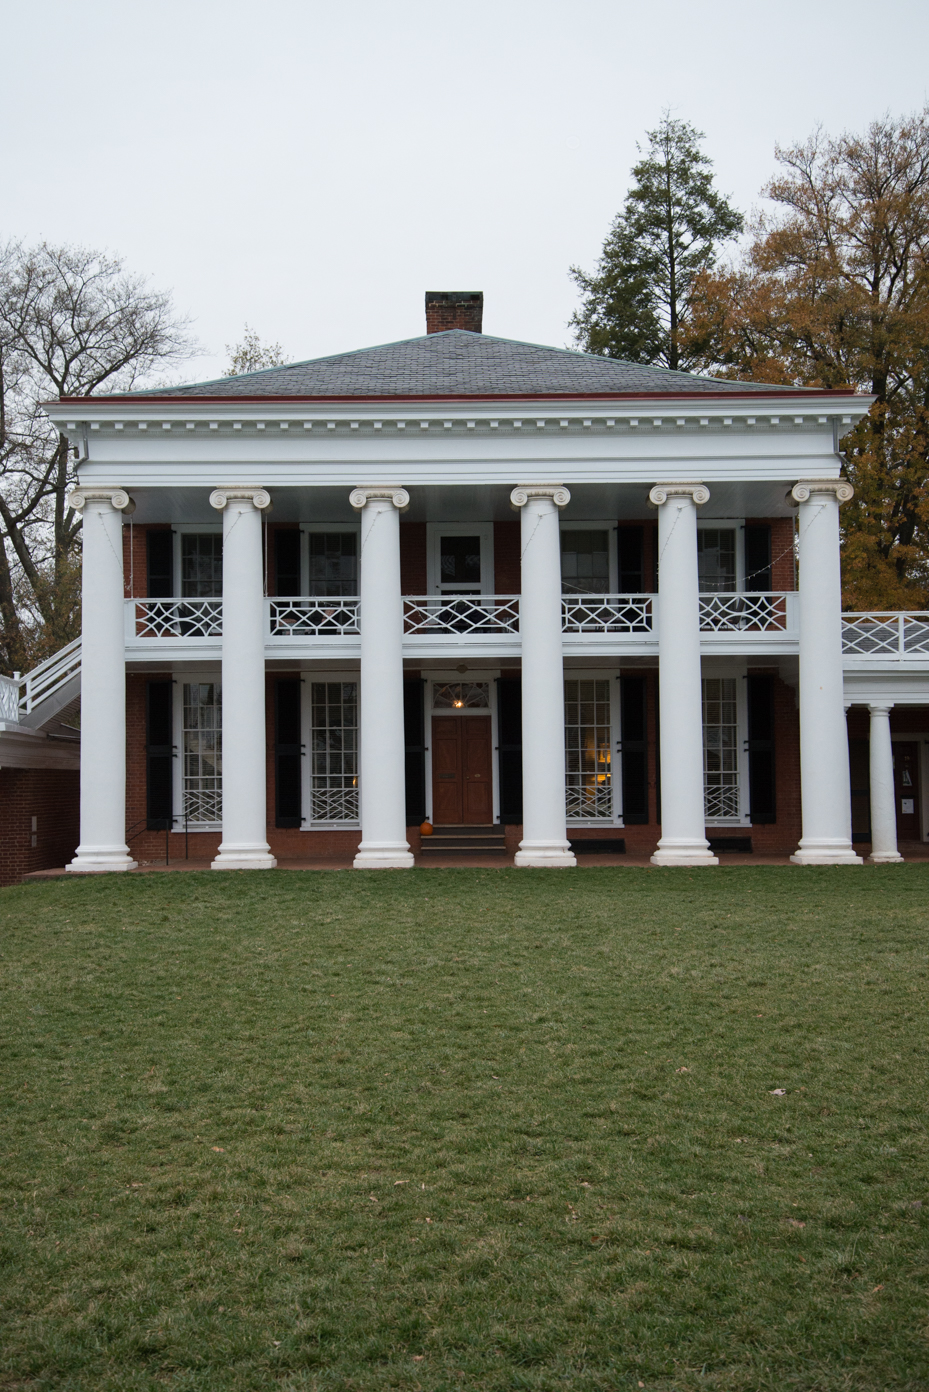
[
  {"xmin": 848, "ymin": 737, "xmax": 871, "ymax": 842},
  {"xmin": 146, "ymin": 531, "xmax": 174, "ymax": 598},
  {"xmin": 146, "ymin": 681, "xmax": 174, "ymax": 828},
  {"xmin": 275, "ymin": 531, "xmax": 301, "ymax": 597},
  {"xmin": 654, "ymin": 681, "xmax": 661, "ymax": 825},
  {"xmin": 744, "ymin": 524, "xmax": 772, "ymax": 591},
  {"xmin": 404, "ymin": 679, "xmax": 426, "ymax": 824},
  {"xmin": 617, "ymin": 527, "xmax": 644, "ymax": 592},
  {"xmin": 275, "ymin": 679, "xmax": 302, "ymax": 827},
  {"xmin": 496, "ymin": 678, "xmax": 523, "ymax": 823},
  {"xmin": 747, "ymin": 675, "xmax": 776, "ymax": 823},
  {"xmin": 620, "ymin": 676, "xmax": 648, "ymax": 823}
]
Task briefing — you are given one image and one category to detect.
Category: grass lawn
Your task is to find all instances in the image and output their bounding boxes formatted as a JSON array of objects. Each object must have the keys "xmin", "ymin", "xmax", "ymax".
[{"xmin": 1, "ymin": 866, "xmax": 927, "ymax": 1391}]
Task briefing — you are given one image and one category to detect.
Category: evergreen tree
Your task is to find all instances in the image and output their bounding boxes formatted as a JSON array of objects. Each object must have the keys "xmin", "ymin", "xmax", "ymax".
[{"xmin": 570, "ymin": 115, "xmax": 743, "ymax": 371}]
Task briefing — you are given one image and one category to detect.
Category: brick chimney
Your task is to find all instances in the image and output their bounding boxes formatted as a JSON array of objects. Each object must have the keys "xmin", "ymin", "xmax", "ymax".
[{"xmin": 425, "ymin": 291, "xmax": 483, "ymax": 334}]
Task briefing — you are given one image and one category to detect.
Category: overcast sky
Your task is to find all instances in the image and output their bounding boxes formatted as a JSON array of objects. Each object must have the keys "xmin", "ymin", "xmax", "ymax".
[{"xmin": 3, "ymin": 0, "xmax": 928, "ymax": 384}]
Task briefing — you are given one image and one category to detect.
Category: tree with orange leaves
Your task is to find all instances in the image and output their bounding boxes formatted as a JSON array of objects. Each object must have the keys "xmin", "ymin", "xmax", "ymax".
[{"xmin": 686, "ymin": 109, "xmax": 929, "ymax": 609}]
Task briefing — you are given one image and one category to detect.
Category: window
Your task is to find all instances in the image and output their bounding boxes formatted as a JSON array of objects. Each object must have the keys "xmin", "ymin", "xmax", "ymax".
[
  {"xmin": 181, "ymin": 534, "xmax": 223, "ymax": 597},
  {"xmin": 703, "ymin": 677, "xmax": 740, "ymax": 820},
  {"xmin": 308, "ymin": 533, "xmax": 357, "ymax": 597},
  {"xmin": 565, "ymin": 678, "xmax": 613, "ymax": 819},
  {"xmin": 433, "ymin": 682, "xmax": 490, "ymax": 710},
  {"xmin": 439, "ymin": 535, "xmax": 482, "ymax": 593},
  {"xmin": 182, "ymin": 683, "xmax": 222, "ymax": 825},
  {"xmin": 310, "ymin": 682, "xmax": 358, "ymax": 821},
  {"xmin": 697, "ymin": 530, "xmax": 736, "ymax": 593},
  {"xmin": 561, "ymin": 530, "xmax": 610, "ymax": 594}
]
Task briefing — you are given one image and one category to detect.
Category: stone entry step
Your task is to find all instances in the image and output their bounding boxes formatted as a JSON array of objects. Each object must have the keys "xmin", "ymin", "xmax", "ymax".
[{"xmin": 420, "ymin": 825, "xmax": 507, "ymax": 855}]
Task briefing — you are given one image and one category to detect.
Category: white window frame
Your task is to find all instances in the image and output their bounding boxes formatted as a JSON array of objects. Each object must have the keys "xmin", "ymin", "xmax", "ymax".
[
  {"xmin": 558, "ymin": 522, "xmax": 619, "ymax": 593},
  {"xmin": 171, "ymin": 668, "xmax": 223, "ymax": 832},
  {"xmin": 299, "ymin": 523, "xmax": 361, "ymax": 596},
  {"xmin": 172, "ymin": 524, "xmax": 223, "ymax": 598},
  {"xmin": 423, "ymin": 670, "xmax": 499, "ymax": 823},
  {"xmin": 426, "ymin": 524, "xmax": 495, "ymax": 596},
  {"xmin": 564, "ymin": 669, "xmax": 623, "ymax": 826},
  {"xmin": 701, "ymin": 659, "xmax": 750, "ymax": 826},
  {"xmin": 300, "ymin": 670, "xmax": 360, "ymax": 829},
  {"xmin": 696, "ymin": 519, "xmax": 746, "ymax": 592}
]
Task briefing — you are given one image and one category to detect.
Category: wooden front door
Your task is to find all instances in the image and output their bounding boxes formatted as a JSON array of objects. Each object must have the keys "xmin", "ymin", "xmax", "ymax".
[
  {"xmin": 894, "ymin": 741, "xmax": 921, "ymax": 841},
  {"xmin": 431, "ymin": 715, "xmax": 493, "ymax": 824}
]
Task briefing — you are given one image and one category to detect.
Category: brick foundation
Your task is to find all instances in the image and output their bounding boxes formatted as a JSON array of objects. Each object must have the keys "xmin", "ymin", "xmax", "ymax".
[{"xmin": 0, "ymin": 768, "xmax": 80, "ymax": 886}]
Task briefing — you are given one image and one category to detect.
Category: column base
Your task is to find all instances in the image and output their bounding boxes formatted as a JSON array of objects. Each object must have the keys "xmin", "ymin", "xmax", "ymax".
[
  {"xmin": 514, "ymin": 840, "xmax": 577, "ymax": 868},
  {"xmin": 67, "ymin": 847, "xmax": 138, "ymax": 873},
  {"xmin": 790, "ymin": 840, "xmax": 863, "ymax": 865},
  {"xmin": 211, "ymin": 844, "xmax": 277, "ymax": 871},
  {"xmin": 867, "ymin": 850, "xmax": 904, "ymax": 864},
  {"xmin": 650, "ymin": 839, "xmax": 718, "ymax": 867},
  {"xmin": 353, "ymin": 842, "xmax": 415, "ymax": 869}
]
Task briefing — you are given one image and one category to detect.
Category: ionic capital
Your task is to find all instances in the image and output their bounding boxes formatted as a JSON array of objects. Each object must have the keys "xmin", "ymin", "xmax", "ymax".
[
  {"xmin": 510, "ymin": 484, "xmax": 571, "ymax": 509},
  {"xmin": 789, "ymin": 478, "xmax": 854, "ymax": 505},
  {"xmin": 648, "ymin": 482, "xmax": 710, "ymax": 508},
  {"xmin": 209, "ymin": 487, "xmax": 272, "ymax": 511},
  {"xmin": 349, "ymin": 486, "xmax": 410, "ymax": 512},
  {"xmin": 67, "ymin": 487, "xmax": 135, "ymax": 515}
]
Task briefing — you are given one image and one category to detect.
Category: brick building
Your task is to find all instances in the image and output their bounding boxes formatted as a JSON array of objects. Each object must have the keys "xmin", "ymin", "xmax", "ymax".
[{"xmin": 11, "ymin": 290, "xmax": 926, "ymax": 876}]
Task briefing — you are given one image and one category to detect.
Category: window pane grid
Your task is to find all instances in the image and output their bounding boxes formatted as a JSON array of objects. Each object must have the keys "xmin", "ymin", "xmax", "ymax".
[
  {"xmin": 311, "ymin": 682, "xmax": 358, "ymax": 821},
  {"xmin": 561, "ymin": 530, "xmax": 610, "ymax": 595},
  {"xmin": 308, "ymin": 533, "xmax": 357, "ymax": 597},
  {"xmin": 697, "ymin": 529, "xmax": 736, "ymax": 593},
  {"xmin": 183, "ymin": 683, "xmax": 222, "ymax": 823},
  {"xmin": 565, "ymin": 678, "xmax": 613, "ymax": 819},
  {"xmin": 181, "ymin": 534, "xmax": 223, "ymax": 598},
  {"xmin": 703, "ymin": 677, "xmax": 740, "ymax": 819},
  {"xmin": 433, "ymin": 682, "xmax": 490, "ymax": 709}
]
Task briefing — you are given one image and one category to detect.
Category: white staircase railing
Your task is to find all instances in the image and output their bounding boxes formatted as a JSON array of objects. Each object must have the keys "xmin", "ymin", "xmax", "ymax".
[
  {"xmin": 18, "ymin": 637, "xmax": 82, "ymax": 718},
  {"xmin": 0, "ymin": 674, "xmax": 20, "ymax": 722}
]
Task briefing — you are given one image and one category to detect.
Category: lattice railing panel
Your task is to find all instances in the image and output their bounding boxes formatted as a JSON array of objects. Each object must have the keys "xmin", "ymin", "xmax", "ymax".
[
  {"xmin": 270, "ymin": 599, "xmax": 360, "ymax": 636},
  {"xmin": 0, "ymin": 675, "xmax": 20, "ymax": 722},
  {"xmin": 310, "ymin": 783, "xmax": 359, "ymax": 822},
  {"xmin": 133, "ymin": 599, "xmax": 223, "ymax": 639},
  {"xmin": 562, "ymin": 594, "xmax": 652, "ymax": 633},
  {"xmin": 403, "ymin": 595, "xmax": 519, "ymax": 635},
  {"xmin": 842, "ymin": 612, "xmax": 929, "ymax": 656},
  {"xmin": 565, "ymin": 782, "xmax": 613, "ymax": 820},
  {"xmin": 698, "ymin": 593, "xmax": 788, "ymax": 632},
  {"xmin": 704, "ymin": 784, "xmax": 741, "ymax": 820},
  {"xmin": 183, "ymin": 787, "xmax": 222, "ymax": 825}
]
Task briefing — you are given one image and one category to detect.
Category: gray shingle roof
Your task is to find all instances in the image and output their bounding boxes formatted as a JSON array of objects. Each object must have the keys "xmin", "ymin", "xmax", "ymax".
[{"xmin": 132, "ymin": 331, "xmax": 805, "ymax": 399}]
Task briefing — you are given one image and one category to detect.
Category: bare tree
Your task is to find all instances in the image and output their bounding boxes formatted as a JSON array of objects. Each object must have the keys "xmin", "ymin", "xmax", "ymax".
[{"xmin": 0, "ymin": 242, "xmax": 194, "ymax": 673}]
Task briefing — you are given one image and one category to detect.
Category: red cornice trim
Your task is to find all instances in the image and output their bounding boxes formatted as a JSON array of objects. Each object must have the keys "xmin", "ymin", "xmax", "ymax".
[{"xmin": 52, "ymin": 388, "xmax": 865, "ymax": 405}]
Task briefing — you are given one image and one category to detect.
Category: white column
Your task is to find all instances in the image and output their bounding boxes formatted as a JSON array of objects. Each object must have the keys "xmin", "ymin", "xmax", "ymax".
[
  {"xmin": 510, "ymin": 485, "xmax": 576, "ymax": 867},
  {"xmin": 67, "ymin": 488, "xmax": 138, "ymax": 872},
  {"xmin": 867, "ymin": 703, "xmax": 903, "ymax": 863},
  {"xmin": 350, "ymin": 487, "xmax": 415, "ymax": 869},
  {"xmin": 648, "ymin": 483, "xmax": 718, "ymax": 866},
  {"xmin": 789, "ymin": 479, "xmax": 862, "ymax": 864},
  {"xmin": 209, "ymin": 488, "xmax": 277, "ymax": 870}
]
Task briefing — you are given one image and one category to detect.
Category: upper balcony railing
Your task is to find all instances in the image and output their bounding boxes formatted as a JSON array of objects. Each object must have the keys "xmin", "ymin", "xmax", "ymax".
[
  {"xmin": 127, "ymin": 591, "xmax": 806, "ymax": 644},
  {"xmin": 841, "ymin": 611, "xmax": 929, "ymax": 658}
]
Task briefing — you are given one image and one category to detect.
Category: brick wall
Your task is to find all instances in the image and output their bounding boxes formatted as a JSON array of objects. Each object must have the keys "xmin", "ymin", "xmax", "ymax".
[
  {"xmin": 748, "ymin": 516, "xmax": 796, "ymax": 591},
  {"xmin": 493, "ymin": 521, "xmax": 520, "ymax": 592},
  {"xmin": 0, "ymin": 768, "xmax": 80, "ymax": 885}
]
